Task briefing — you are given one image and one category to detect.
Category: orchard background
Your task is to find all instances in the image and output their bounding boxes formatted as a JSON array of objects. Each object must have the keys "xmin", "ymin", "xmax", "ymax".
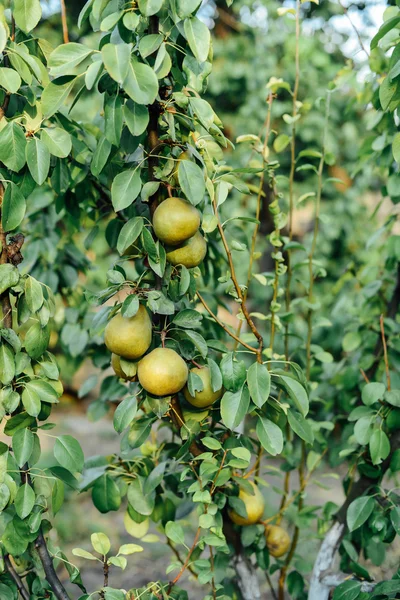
[{"xmin": 0, "ymin": 1, "xmax": 399, "ymax": 599}]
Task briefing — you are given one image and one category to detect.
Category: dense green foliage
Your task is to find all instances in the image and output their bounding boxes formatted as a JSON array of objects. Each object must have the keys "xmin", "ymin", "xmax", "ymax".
[{"xmin": 0, "ymin": 1, "xmax": 399, "ymax": 600}]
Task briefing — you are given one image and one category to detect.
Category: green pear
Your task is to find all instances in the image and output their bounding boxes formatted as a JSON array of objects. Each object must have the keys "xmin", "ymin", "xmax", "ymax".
[
  {"xmin": 166, "ymin": 231, "xmax": 207, "ymax": 268},
  {"xmin": 184, "ymin": 367, "xmax": 223, "ymax": 408},
  {"xmin": 153, "ymin": 197, "xmax": 200, "ymax": 246},
  {"xmin": 138, "ymin": 347, "xmax": 188, "ymax": 396},
  {"xmin": 104, "ymin": 305, "xmax": 152, "ymax": 360}
]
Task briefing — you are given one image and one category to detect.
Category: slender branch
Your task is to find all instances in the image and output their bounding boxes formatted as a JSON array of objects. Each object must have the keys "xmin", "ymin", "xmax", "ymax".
[
  {"xmin": 209, "ymin": 546, "xmax": 217, "ymax": 600},
  {"xmin": 284, "ymin": 0, "xmax": 301, "ymax": 361},
  {"xmin": 60, "ymin": 0, "xmax": 69, "ymax": 44},
  {"xmin": 4, "ymin": 555, "xmax": 30, "ymax": 600},
  {"xmin": 170, "ymin": 527, "xmax": 201, "ymax": 586},
  {"xmin": 380, "ymin": 314, "xmax": 391, "ymax": 391},
  {"xmin": 234, "ymin": 93, "xmax": 274, "ymax": 346},
  {"xmin": 166, "ymin": 539, "xmax": 197, "ymax": 577},
  {"xmin": 338, "ymin": 0, "xmax": 369, "ymax": 57},
  {"xmin": 210, "ymin": 200, "xmax": 264, "ymax": 360},
  {"xmin": 305, "ymin": 91, "xmax": 331, "ymax": 379},
  {"xmin": 197, "ymin": 292, "xmax": 258, "ymax": 354}
]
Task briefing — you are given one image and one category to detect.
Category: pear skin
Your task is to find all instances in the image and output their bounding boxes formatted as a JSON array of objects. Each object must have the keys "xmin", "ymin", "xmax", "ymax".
[
  {"xmin": 104, "ymin": 305, "xmax": 152, "ymax": 360},
  {"xmin": 229, "ymin": 481, "xmax": 265, "ymax": 526},
  {"xmin": 138, "ymin": 347, "xmax": 188, "ymax": 396},
  {"xmin": 153, "ymin": 197, "xmax": 200, "ymax": 246},
  {"xmin": 166, "ymin": 231, "xmax": 207, "ymax": 268},
  {"xmin": 184, "ymin": 367, "xmax": 223, "ymax": 408},
  {"xmin": 265, "ymin": 525, "xmax": 291, "ymax": 557}
]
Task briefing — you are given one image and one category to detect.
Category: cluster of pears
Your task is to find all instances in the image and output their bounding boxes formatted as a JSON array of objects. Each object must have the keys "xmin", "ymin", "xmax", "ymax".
[
  {"xmin": 105, "ymin": 305, "xmax": 222, "ymax": 407},
  {"xmin": 153, "ymin": 196, "xmax": 206, "ymax": 268},
  {"xmin": 229, "ymin": 481, "xmax": 290, "ymax": 558}
]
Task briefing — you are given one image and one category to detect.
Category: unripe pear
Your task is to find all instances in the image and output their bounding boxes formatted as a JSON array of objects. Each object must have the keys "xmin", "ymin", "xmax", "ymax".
[
  {"xmin": 229, "ymin": 481, "xmax": 265, "ymax": 526},
  {"xmin": 153, "ymin": 197, "xmax": 200, "ymax": 246},
  {"xmin": 170, "ymin": 150, "xmax": 190, "ymax": 186},
  {"xmin": 104, "ymin": 305, "xmax": 152, "ymax": 360},
  {"xmin": 138, "ymin": 347, "xmax": 188, "ymax": 396},
  {"xmin": 166, "ymin": 231, "xmax": 207, "ymax": 268},
  {"xmin": 184, "ymin": 367, "xmax": 223, "ymax": 408},
  {"xmin": 111, "ymin": 353, "xmax": 138, "ymax": 381},
  {"xmin": 265, "ymin": 525, "xmax": 291, "ymax": 557}
]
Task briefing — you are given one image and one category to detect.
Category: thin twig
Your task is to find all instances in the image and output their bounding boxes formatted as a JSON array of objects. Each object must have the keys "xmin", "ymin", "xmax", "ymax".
[
  {"xmin": 338, "ymin": 0, "xmax": 369, "ymax": 58},
  {"xmin": 4, "ymin": 555, "xmax": 30, "ymax": 600},
  {"xmin": 209, "ymin": 546, "xmax": 217, "ymax": 600},
  {"xmin": 60, "ymin": 0, "xmax": 69, "ymax": 44},
  {"xmin": 211, "ymin": 197, "xmax": 263, "ymax": 361},
  {"xmin": 380, "ymin": 315, "xmax": 391, "ymax": 391},
  {"xmin": 170, "ymin": 527, "xmax": 201, "ymax": 586},
  {"xmin": 166, "ymin": 539, "xmax": 197, "ymax": 578},
  {"xmin": 196, "ymin": 292, "xmax": 258, "ymax": 354}
]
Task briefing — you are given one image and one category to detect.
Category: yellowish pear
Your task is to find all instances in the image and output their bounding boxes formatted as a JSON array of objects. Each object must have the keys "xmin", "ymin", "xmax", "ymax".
[
  {"xmin": 138, "ymin": 347, "xmax": 188, "ymax": 396},
  {"xmin": 184, "ymin": 367, "xmax": 223, "ymax": 408},
  {"xmin": 166, "ymin": 231, "xmax": 207, "ymax": 268},
  {"xmin": 111, "ymin": 353, "xmax": 138, "ymax": 381},
  {"xmin": 265, "ymin": 525, "xmax": 291, "ymax": 558},
  {"xmin": 229, "ymin": 481, "xmax": 265, "ymax": 526},
  {"xmin": 153, "ymin": 197, "xmax": 200, "ymax": 246},
  {"xmin": 104, "ymin": 305, "xmax": 152, "ymax": 360}
]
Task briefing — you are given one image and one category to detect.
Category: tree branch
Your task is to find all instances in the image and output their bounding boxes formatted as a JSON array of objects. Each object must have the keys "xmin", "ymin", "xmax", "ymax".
[
  {"xmin": 4, "ymin": 555, "xmax": 30, "ymax": 600},
  {"xmin": 60, "ymin": 0, "xmax": 69, "ymax": 43}
]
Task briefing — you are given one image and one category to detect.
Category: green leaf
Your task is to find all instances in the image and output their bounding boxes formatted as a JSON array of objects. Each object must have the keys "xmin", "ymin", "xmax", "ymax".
[
  {"xmin": 15, "ymin": 483, "xmax": 35, "ymax": 519},
  {"xmin": 127, "ymin": 477, "xmax": 154, "ymax": 516},
  {"xmin": 287, "ymin": 410, "xmax": 314, "ymax": 444},
  {"xmin": 91, "ymin": 532, "xmax": 111, "ymax": 555},
  {"xmin": 12, "ymin": 428, "xmax": 34, "ymax": 467},
  {"xmin": 122, "ymin": 57, "xmax": 158, "ymax": 105},
  {"xmin": 0, "ymin": 68, "xmax": 21, "ymax": 93},
  {"xmin": 273, "ymin": 134, "xmax": 290, "ymax": 153},
  {"xmin": 393, "ymin": 132, "xmax": 400, "ymax": 163},
  {"xmin": 117, "ymin": 217, "xmax": 144, "ymax": 255},
  {"xmin": 247, "ymin": 363, "xmax": 270, "ymax": 408},
  {"xmin": 342, "ymin": 331, "xmax": 361, "ymax": 352},
  {"xmin": 184, "ymin": 17, "xmax": 211, "ymax": 63},
  {"xmin": 178, "ymin": 160, "xmax": 205, "ymax": 206},
  {"xmin": 165, "ymin": 521, "xmax": 185, "ymax": 546},
  {"xmin": 24, "ymin": 323, "xmax": 50, "ymax": 360},
  {"xmin": 332, "ymin": 580, "xmax": 361, "ymax": 600},
  {"xmin": 221, "ymin": 385, "xmax": 250, "ymax": 430},
  {"xmin": 113, "ymin": 396, "xmax": 137, "ymax": 433},
  {"xmin": 104, "ymin": 94, "xmax": 123, "ymax": 146},
  {"xmin": 72, "ymin": 548, "xmax": 99, "ymax": 561},
  {"xmin": 54, "ymin": 435, "xmax": 84, "ymax": 473},
  {"xmin": 220, "ymin": 353, "xmax": 246, "ymax": 392},
  {"xmin": 123, "ymin": 100, "xmax": 149, "ymax": 136},
  {"xmin": 362, "ymin": 382, "xmax": 385, "ymax": 406},
  {"xmin": 26, "ymin": 138, "xmax": 50, "ymax": 185},
  {"xmin": 49, "ymin": 42, "xmax": 94, "ymax": 76},
  {"xmin": 118, "ymin": 543, "xmax": 143, "ymax": 555},
  {"xmin": 370, "ymin": 16, "xmax": 400, "ymax": 50},
  {"xmin": 52, "ymin": 479, "xmax": 64, "ymax": 515},
  {"xmin": 41, "ymin": 76, "xmax": 77, "ymax": 118},
  {"xmin": 41, "ymin": 128, "xmax": 72, "ymax": 158},
  {"xmin": 138, "ymin": 0, "xmax": 164, "ymax": 16},
  {"xmin": 25, "ymin": 276, "xmax": 44, "ymax": 313},
  {"xmin": 91, "ymin": 137, "xmax": 112, "ymax": 176},
  {"xmin": 1, "ymin": 182, "xmax": 26, "ymax": 231},
  {"xmin": 0, "ymin": 264, "xmax": 19, "ymax": 295},
  {"xmin": 0, "ymin": 122, "xmax": 27, "ymax": 172},
  {"xmin": 347, "ymin": 496, "xmax": 375, "ymax": 531},
  {"xmin": 139, "ymin": 34, "xmax": 164, "ymax": 58},
  {"xmin": 379, "ymin": 75, "xmax": 397, "ymax": 111},
  {"xmin": 369, "ymin": 429, "xmax": 390, "ymax": 465},
  {"xmin": 101, "ymin": 43, "xmax": 132, "ymax": 84},
  {"xmin": 390, "ymin": 506, "xmax": 400, "ymax": 535},
  {"xmin": 111, "ymin": 170, "xmax": 142, "ymax": 212},
  {"xmin": 385, "ymin": 389, "xmax": 400, "ymax": 407},
  {"xmin": 26, "ymin": 380, "xmax": 59, "ymax": 403},
  {"xmin": 14, "ymin": 0, "xmax": 42, "ymax": 32},
  {"xmin": 256, "ymin": 417, "xmax": 283, "ymax": 455},
  {"xmin": 0, "ymin": 343, "xmax": 15, "ymax": 385},
  {"xmin": 278, "ymin": 375, "xmax": 309, "ymax": 416},
  {"xmin": 0, "ymin": 483, "xmax": 11, "ymax": 512},
  {"xmin": 92, "ymin": 475, "xmax": 121, "ymax": 513},
  {"xmin": 22, "ymin": 386, "xmax": 41, "ymax": 417}
]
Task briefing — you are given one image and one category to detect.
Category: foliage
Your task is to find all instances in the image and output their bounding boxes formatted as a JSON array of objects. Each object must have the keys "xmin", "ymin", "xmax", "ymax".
[{"xmin": 0, "ymin": 1, "xmax": 399, "ymax": 600}]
